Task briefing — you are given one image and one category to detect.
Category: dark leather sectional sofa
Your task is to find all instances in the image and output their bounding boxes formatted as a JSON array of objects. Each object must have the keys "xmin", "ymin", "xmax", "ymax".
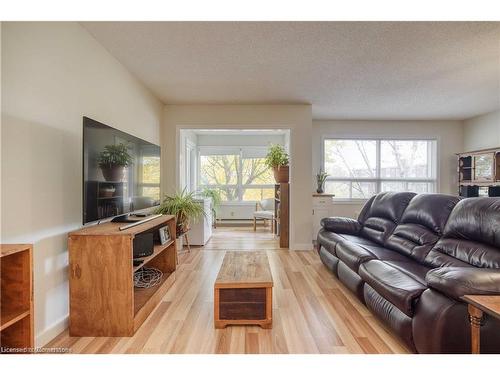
[{"xmin": 316, "ymin": 192, "xmax": 500, "ymax": 353}]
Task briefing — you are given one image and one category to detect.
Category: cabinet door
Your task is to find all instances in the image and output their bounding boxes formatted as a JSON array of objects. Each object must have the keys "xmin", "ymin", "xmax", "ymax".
[
  {"xmin": 474, "ymin": 153, "xmax": 495, "ymax": 181},
  {"xmin": 312, "ymin": 207, "xmax": 331, "ymax": 238}
]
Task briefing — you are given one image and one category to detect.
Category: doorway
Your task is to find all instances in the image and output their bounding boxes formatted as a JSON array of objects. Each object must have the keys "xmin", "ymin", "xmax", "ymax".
[{"xmin": 178, "ymin": 129, "xmax": 290, "ymax": 249}]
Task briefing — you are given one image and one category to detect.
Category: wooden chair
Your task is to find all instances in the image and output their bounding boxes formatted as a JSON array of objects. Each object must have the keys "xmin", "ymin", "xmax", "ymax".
[{"xmin": 253, "ymin": 198, "xmax": 275, "ymax": 232}]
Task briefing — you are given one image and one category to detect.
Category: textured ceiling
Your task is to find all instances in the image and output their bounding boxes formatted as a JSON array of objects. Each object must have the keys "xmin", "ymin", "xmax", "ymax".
[{"xmin": 82, "ymin": 22, "xmax": 500, "ymax": 120}]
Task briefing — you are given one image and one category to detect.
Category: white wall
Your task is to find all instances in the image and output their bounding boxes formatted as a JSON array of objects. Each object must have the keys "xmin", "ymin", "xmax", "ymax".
[
  {"xmin": 161, "ymin": 105, "xmax": 313, "ymax": 249},
  {"xmin": 1, "ymin": 22, "xmax": 163, "ymax": 346},
  {"xmin": 463, "ymin": 109, "xmax": 500, "ymax": 151},
  {"xmin": 312, "ymin": 120, "xmax": 464, "ymax": 218}
]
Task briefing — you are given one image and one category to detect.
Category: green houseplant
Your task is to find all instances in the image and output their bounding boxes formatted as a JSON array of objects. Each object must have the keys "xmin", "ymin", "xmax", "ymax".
[
  {"xmin": 200, "ymin": 187, "xmax": 222, "ymax": 227},
  {"xmin": 98, "ymin": 143, "xmax": 133, "ymax": 182},
  {"xmin": 155, "ymin": 188, "xmax": 206, "ymax": 236},
  {"xmin": 265, "ymin": 144, "xmax": 290, "ymax": 183},
  {"xmin": 316, "ymin": 171, "xmax": 329, "ymax": 194}
]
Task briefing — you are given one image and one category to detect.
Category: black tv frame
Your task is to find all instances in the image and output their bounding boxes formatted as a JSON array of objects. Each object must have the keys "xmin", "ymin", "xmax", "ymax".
[{"xmin": 82, "ymin": 116, "xmax": 161, "ymax": 225}]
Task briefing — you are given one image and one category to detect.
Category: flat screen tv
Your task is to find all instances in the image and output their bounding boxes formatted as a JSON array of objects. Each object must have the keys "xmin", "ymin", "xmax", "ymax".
[{"xmin": 83, "ymin": 116, "xmax": 161, "ymax": 224}]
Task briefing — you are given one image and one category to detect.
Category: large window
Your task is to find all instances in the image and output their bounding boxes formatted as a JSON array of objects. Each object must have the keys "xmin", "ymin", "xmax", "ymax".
[
  {"xmin": 323, "ymin": 139, "xmax": 437, "ymax": 200},
  {"xmin": 198, "ymin": 147, "xmax": 275, "ymax": 202}
]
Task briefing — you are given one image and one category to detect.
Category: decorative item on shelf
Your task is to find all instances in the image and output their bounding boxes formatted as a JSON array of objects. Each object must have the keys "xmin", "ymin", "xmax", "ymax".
[
  {"xmin": 158, "ymin": 225, "xmax": 171, "ymax": 245},
  {"xmin": 200, "ymin": 187, "xmax": 222, "ymax": 228},
  {"xmin": 98, "ymin": 143, "xmax": 133, "ymax": 182},
  {"xmin": 265, "ymin": 144, "xmax": 289, "ymax": 183},
  {"xmin": 99, "ymin": 185, "xmax": 116, "ymax": 198},
  {"xmin": 133, "ymin": 267, "xmax": 163, "ymax": 288},
  {"xmin": 155, "ymin": 187, "xmax": 206, "ymax": 237},
  {"xmin": 316, "ymin": 170, "xmax": 329, "ymax": 194}
]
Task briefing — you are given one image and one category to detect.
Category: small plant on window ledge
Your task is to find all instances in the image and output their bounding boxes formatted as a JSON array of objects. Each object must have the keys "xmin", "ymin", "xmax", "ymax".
[{"xmin": 316, "ymin": 171, "xmax": 329, "ymax": 194}]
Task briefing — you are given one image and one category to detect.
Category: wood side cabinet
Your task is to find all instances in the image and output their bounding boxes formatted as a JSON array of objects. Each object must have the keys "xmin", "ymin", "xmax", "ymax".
[
  {"xmin": 68, "ymin": 215, "xmax": 176, "ymax": 337},
  {"xmin": 0, "ymin": 244, "xmax": 34, "ymax": 353},
  {"xmin": 312, "ymin": 194, "xmax": 335, "ymax": 237}
]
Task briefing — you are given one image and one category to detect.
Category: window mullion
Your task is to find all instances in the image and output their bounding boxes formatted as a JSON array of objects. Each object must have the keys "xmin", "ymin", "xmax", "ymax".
[{"xmin": 237, "ymin": 149, "xmax": 243, "ymax": 201}]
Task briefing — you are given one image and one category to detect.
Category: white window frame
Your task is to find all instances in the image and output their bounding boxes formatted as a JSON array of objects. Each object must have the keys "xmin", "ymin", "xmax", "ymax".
[
  {"xmin": 197, "ymin": 145, "xmax": 275, "ymax": 205},
  {"xmin": 321, "ymin": 136, "xmax": 439, "ymax": 202}
]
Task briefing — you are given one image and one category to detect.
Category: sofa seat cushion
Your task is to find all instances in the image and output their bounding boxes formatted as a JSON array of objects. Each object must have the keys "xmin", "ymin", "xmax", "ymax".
[
  {"xmin": 317, "ymin": 230, "xmax": 377, "ymax": 256},
  {"xmin": 335, "ymin": 241, "xmax": 409, "ymax": 272},
  {"xmin": 359, "ymin": 260, "xmax": 428, "ymax": 316},
  {"xmin": 317, "ymin": 230, "xmax": 341, "ymax": 255},
  {"xmin": 383, "ymin": 260, "xmax": 432, "ymax": 285}
]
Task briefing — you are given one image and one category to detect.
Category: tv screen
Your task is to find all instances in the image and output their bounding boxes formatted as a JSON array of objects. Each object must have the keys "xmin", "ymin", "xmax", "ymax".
[{"xmin": 83, "ymin": 116, "xmax": 161, "ymax": 224}]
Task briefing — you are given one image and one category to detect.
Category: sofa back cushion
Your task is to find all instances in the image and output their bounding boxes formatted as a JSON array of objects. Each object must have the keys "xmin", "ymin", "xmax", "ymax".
[
  {"xmin": 385, "ymin": 194, "xmax": 461, "ymax": 262},
  {"xmin": 358, "ymin": 192, "xmax": 416, "ymax": 245},
  {"xmin": 424, "ymin": 197, "xmax": 500, "ymax": 268}
]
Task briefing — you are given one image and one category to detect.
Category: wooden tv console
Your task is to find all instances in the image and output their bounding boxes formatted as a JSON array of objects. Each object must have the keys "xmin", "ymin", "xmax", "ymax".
[{"xmin": 68, "ymin": 215, "xmax": 176, "ymax": 337}]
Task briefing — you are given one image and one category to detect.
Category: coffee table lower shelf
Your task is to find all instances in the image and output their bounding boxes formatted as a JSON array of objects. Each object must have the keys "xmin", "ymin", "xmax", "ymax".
[{"xmin": 214, "ymin": 286, "xmax": 272, "ymax": 329}]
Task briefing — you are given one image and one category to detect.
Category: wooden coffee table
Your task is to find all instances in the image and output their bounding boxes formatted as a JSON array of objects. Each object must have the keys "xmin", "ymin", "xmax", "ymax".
[{"xmin": 214, "ymin": 251, "xmax": 273, "ymax": 329}]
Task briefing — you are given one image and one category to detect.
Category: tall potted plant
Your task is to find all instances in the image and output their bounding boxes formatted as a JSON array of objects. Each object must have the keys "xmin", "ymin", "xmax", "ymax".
[
  {"xmin": 155, "ymin": 188, "xmax": 206, "ymax": 237},
  {"xmin": 265, "ymin": 144, "xmax": 290, "ymax": 183},
  {"xmin": 98, "ymin": 143, "xmax": 133, "ymax": 182}
]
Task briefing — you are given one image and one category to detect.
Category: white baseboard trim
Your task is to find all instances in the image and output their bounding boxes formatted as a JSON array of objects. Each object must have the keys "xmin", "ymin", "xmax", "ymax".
[
  {"xmin": 291, "ymin": 243, "xmax": 314, "ymax": 251},
  {"xmin": 35, "ymin": 315, "xmax": 68, "ymax": 348}
]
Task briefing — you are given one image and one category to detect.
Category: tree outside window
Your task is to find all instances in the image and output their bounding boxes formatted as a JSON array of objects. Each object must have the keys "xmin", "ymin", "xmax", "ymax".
[
  {"xmin": 199, "ymin": 149, "xmax": 275, "ymax": 202},
  {"xmin": 324, "ymin": 139, "xmax": 436, "ymax": 199}
]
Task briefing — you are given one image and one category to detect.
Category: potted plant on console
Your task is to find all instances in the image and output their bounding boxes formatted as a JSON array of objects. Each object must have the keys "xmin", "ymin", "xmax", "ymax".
[
  {"xmin": 155, "ymin": 188, "xmax": 206, "ymax": 250},
  {"xmin": 98, "ymin": 143, "xmax": 133, "ymax": 182},
  {"xmin": 265, "ymin": 144, "xmax": 289, "ymax": 183}
]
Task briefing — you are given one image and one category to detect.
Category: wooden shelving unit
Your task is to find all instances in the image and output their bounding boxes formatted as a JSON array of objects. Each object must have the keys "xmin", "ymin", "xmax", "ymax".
[
  {"xmin": 1, "ymin": 244, "xmax": 34, "ymax": 352},
  {"xmin": 274, "ymin": 183, "xmax": 289, "ymax": 248},
  {"xmin": 68, "ymin": 215, "xmax": 177, "ymax": 337},
  {"xmin": 457, "ymin": 147, "xmax": 500, "ymax": 197}
]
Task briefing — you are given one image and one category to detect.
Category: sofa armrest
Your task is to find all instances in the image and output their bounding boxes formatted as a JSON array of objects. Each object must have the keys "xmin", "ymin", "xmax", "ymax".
[
  {"xmin": 320, "ymin": 217, "xmax": 361, "ymax": 235},
  {"xmin": 426, "ymin": 267, "xmax": 500, "ymax": 300}
]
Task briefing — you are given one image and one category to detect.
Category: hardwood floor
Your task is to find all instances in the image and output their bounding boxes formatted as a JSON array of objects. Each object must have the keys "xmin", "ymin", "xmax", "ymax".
[
  {"xmin": 47, "ymin": 228, "xmax": 410, "ymax": 354},
  {"xmin": 200, "ymin": 225, "xmax": 281, "ymax": 250}
]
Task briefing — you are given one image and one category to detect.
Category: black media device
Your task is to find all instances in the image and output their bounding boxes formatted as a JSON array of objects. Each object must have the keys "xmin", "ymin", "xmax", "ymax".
[
  {"xmin": 133, "ymin": 233, "xmax": 154, "ymax": 259},
  {"xmin": 133, "ymin": 259, "xmax": 144, "ymax": 267}
]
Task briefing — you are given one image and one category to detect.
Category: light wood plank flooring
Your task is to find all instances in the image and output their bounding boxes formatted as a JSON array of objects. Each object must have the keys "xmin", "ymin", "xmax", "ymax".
[
  {"xmin": 47, "ymin": 228, "xmax": 410, "ymax": 354},
  {"xmin": 197, "ymin": 225, "xmax": 281, "ymax": 250}
]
